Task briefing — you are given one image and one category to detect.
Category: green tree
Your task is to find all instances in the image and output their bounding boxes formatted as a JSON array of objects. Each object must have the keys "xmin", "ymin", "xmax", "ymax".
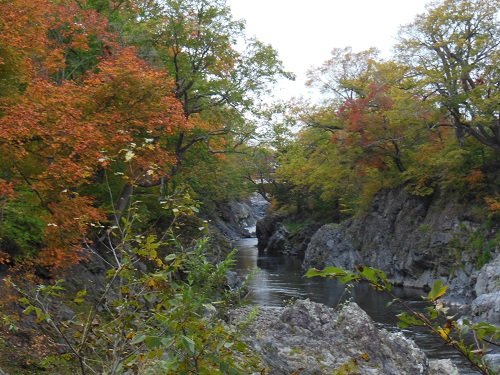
[
  {"xmin": 276, "ymin": 57, "xmax": 440, "ymax": 215},
  {"xmin": 5, "ymin": 196, "xmax": 260, "ymax": 374},
  {"xmin": 397, "ymin": 0, "xmax": 500, "ymax": 151},
  {"xmin": 109, "ymin": 0, "xmax": 292, "ymax": 215}
]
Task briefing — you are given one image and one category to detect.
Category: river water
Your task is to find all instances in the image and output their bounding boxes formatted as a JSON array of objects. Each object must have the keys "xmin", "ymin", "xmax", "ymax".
[{"xmin": 233, "ymin": 236, "xmax": 480, "ymax": 375}]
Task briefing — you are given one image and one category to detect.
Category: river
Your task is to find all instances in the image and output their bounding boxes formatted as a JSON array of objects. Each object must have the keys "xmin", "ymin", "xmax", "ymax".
[{"xmin": 233, "ymin": 236, "xmax": 481, "ymax": 375}]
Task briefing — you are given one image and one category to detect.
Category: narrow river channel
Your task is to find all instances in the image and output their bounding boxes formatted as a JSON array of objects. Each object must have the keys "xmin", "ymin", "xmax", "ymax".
[{"xmin": 233, "ymin": 236, "xmax": 481, "ymax": 375}]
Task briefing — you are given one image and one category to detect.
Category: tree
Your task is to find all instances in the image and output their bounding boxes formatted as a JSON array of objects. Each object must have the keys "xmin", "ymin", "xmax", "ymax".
[
  {"xmin": 109, "ymin": 0, "xmax": 292, "ymax": 214},
  {"xmin": 0, "ymin": 0, "xmax": 114, "ymax": 88},
  {"xmin": 148, "ymin": 0, "xmax": 291, "ymax": 117},
  {"xmin": 306, "ymin": 47, "xmax": 380, "ymax": 104},
  {"xmin": 0, "ymin": 45, "xmax": 186, "ymax": 266},
  {"xmin": 397, "ymin": 0, "xmax": 500, "ymax": 151},
  {"xmin": 336, "ymin": 73, "xmax": 438, "ymax": 174},
  {"xmin": 0, "ymin": 0, "xmax": 290, "ymax": 266},
  {"xmin": 275, "ymin": 53, "xmax": 450, "ymax": 215},
  {"xmin": 0, "ymin": 0, "xmax": 116, "ymax": 266}
]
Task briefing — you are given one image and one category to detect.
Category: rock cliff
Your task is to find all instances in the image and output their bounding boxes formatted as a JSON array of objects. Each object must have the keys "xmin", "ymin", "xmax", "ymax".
[{"xmin": 298, "ymin": 187, "xmax": 499, "ymax": 321}]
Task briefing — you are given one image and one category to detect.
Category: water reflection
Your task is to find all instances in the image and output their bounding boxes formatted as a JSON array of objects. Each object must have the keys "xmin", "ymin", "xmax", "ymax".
[
  {"xmin": 233, "ymin": 237, "xmax": 481, "ymax": 375},
  {"xmin": 234, "ymin": 237, "xmax": 420, "ymax": 317}
]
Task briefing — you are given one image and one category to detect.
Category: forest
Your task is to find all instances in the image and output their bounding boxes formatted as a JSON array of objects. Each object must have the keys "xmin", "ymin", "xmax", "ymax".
[{"xmin": 0, "ymin": 0, "xmax": 498, "ymax": 374}]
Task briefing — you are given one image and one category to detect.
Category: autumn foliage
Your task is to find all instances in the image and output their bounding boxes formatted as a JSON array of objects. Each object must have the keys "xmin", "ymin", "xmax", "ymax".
[{"xmin": 0, "ymin": 0, "xmax": 187, "ymax": 267}]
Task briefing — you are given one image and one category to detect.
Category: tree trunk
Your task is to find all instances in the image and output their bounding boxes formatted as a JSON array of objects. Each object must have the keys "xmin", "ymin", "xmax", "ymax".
[{"xmin": 114, "ymin": 183, "xmax": 133, "ymax": 225}]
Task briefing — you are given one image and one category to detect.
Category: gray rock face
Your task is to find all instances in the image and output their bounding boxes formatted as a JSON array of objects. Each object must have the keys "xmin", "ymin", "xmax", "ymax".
[
  {"xmin": 428, "ymin": 359, "xmax": 459, "ymax": 375},
  {"xmin": 303, "ymin": 187, "xmax": 499, "ymax": 304},
  {"xmin": 265, "ymin": 223, "xmax": 292, "ymax": 255},
  {"xmin": 475, "ymin": 253, "xmax": 500, "ymax": 296},
  {"xmin": 211, "ymin": 193, "xmax": 269, "ymax": 241},
  {"xmin": 257, "ymin": 216, "xmax": 321, "ymax": 256},
  {"xmin": 303, "ymin": 224, "xmax": 358, "ymax": 270},
  {"xmin": 214, "ymin": 200, "xmax": 256, "ymax": 239},
  {"xmin": 231, "ymin": 299, "xmax": 457, "ymax": 375},
  {"xmin": 256, "ymin": 214, "xmax": 282, "ymax": 252},
  {"xmin": 227, "ymin": 200, "xmax": 256, "ymax": 228},
  {"xmin": 471, "ymin": 254, "xmax": 500, "ymax": 323},
  {"xmin": 471, "ymin": 292, "xmax": 500, "ymax": 324}
]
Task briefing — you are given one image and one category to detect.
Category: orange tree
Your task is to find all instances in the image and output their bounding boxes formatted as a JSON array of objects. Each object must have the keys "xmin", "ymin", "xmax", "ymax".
[{"xmin": 0, "ymin": 0, "xmax": 187, "ymax": 268}]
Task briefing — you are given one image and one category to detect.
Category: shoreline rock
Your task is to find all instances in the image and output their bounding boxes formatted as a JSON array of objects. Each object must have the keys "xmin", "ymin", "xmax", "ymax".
[
  {"xmin": 470, "ymin": 253, "xmax": 500, "ymax": 323},
  {"xmin": 231, "ymin": 299, "xmax": 458, "ymax": 375}
]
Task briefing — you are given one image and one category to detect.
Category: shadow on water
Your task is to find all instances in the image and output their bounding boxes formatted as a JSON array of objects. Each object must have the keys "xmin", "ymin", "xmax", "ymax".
[{"xmin": 233, "ymin": 237, "xmax": 482, "ymax": 375}]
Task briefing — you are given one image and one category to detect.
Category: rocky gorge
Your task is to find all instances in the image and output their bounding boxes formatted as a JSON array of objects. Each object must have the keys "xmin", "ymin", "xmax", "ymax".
[{"xmin": 256, "ymin": 187, "xmax": 500, "ymax": 324}]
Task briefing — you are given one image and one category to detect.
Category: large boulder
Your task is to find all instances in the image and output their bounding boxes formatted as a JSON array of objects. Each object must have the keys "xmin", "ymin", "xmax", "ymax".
[
  {"xmin": 265, "ymin": 223, "xmax": 292, "ymax": 255},
  {"xmin": 471, "ymin": 292, "xmax": 500, "ymax": 324},
  {"xmin": 231, "ymin": 299, "xmax": 458, "ymax": 375}
]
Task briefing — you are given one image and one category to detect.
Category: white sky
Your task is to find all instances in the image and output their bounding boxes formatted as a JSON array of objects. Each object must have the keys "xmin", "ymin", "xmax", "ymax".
[{"xmin": 227, "ymin": 0, "xmax": 430, "ymax": 100}]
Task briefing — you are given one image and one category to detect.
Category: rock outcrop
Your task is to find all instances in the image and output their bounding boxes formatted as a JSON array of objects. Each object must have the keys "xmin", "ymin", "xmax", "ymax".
[
  {"xmin": 205, "ymin": 193, "xmax": 269, "ymax": 260},
  {"xmin": 256, "ymin": 214, "xmax": 283, "ymax": 252},
  {"xmin": 256, "ymin": 216, "xmax": 320, "ymax": 256},
  {"xmin": 211, "ymin": 199, "xmax": 258, "ymax": 239},
  {"xmin": 471, "ymin": 253, "xmax": 500, "ymax": 323},
  {"xmin": 231, "ymin": 299, "xmax": 458, "ymax": 375},
  {"xmin": 302, "ymin": 187, "xmax": 499, "ymax": 310}
]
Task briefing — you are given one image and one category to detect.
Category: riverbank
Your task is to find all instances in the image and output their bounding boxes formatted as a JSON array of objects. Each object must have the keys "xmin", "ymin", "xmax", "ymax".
[
  {"xmin": 256, "ymin": 186, "xmax": 500, "ymax": 325},
  {"xmin": 234, "ymin": 235, "xmax": 499, "ymax": 374}
]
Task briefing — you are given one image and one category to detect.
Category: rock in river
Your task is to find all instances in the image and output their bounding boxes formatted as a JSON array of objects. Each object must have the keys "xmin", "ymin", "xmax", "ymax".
[{"xmin": 231, "ymin": 299, "xmax": 458, "ymax": 375}]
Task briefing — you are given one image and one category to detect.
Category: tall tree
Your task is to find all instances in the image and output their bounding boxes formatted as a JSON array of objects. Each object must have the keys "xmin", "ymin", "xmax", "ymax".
[
  {"xmin": 306, "ymin": 47, "xmax": 380, "ymax": 103},
  {"xmin": 112, "ymin": 0, "xmax": 291, "ymax": 212},
  {"xmin": 397, "ymin": 0, "xmax": 500, "ymax": 151}
]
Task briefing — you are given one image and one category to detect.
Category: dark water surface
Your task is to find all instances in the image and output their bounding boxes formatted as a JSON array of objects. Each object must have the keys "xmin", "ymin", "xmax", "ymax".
[{"xmin": 233, "ymin": 237, "xmax": 480, "ymax": 375}]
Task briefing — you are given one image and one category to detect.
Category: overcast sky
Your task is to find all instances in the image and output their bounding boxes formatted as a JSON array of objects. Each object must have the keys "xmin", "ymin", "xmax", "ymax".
[{"xmin": 227, "ymin": 0, "xmax": 430, "ymax": 100}]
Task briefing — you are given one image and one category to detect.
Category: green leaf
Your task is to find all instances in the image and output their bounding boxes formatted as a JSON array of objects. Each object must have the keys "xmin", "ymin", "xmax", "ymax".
[
  {"xmin": 306, "ymin": 266, "xmax": 346, "ymax": 278},
  {"xmin": 145, "ymin": 336, "xmax": 162, "ymax": 348},
  {"xmin": 472, "ymin": 322, "xmax": 500, "ymax": 341},
  {"xmin": 304, "ymin": 268, "xmax": 323, "ymax": 278},
  {"xmin": 426, "ymin": 306, "xmax": 439, "ymax": 320},
  {"xmin": 397, "ymin": 312, "xmax": 426, "ymax": 328},
  {"xmin": 131, "ymin": 334, "xmax": 146, "ymax": 345},
  {"xmin": 23, "ymin": 306, "xmax": 36, "ymax": 316},
  {"xmin": 426, "ymin": 280, "xmax": 448, "ymax": 302},
  {"xmin": 359, "ymin": 267, "xmax": 378, "ymax": 283},
  {"xmin": 182, "ymin": 335, "xmax": 196, "ymax": 355},
  {"xmin": 233, "ymin": 341, "xmax": 247, "ymax": 352},
  {"xmin": 306, "ymin": 266, "xmax": 360, "ymax": 285},
  {"xmin": 338, "ymin": 273, "xmax": 359, "ymax": 283},
  {"xmin": 73, "ymin": 289, "xmax": 87, "ymax": 304},
  {"xmin": 164, "ymin": 253, "xmax": 177, "ymax": 262},
  {"xmin": 161, "ymin": 337, "xmax": 175, "ymax": 347},
  {"xmin": 322, "ymin": 266, "xmax": 348, "ymax": 276}
]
